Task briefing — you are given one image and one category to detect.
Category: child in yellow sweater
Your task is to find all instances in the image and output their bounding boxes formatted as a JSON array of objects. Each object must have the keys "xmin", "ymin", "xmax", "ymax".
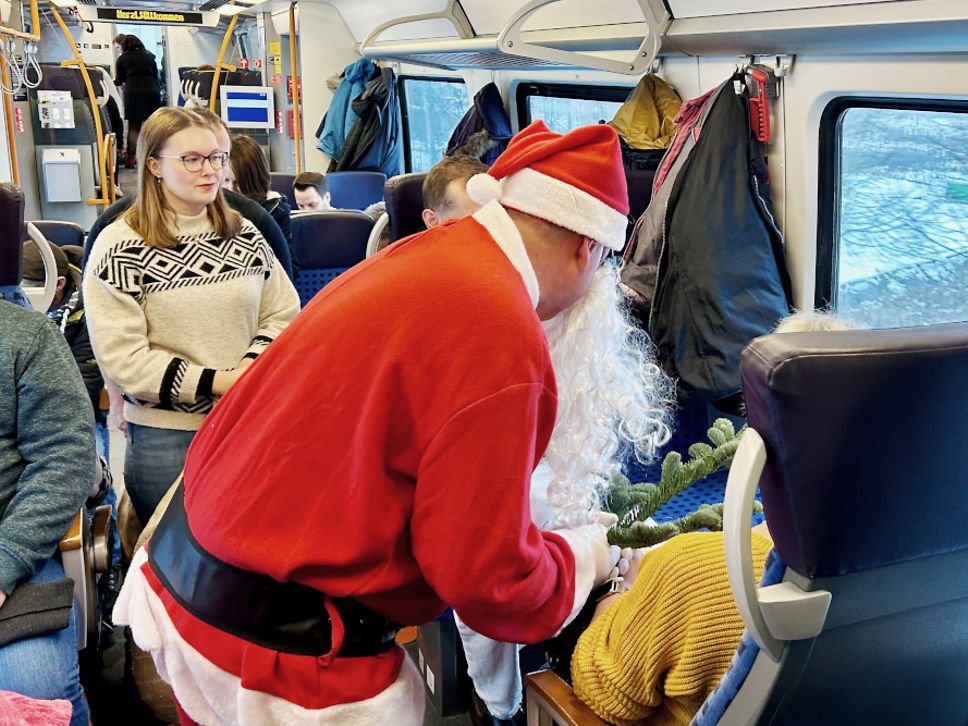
[{"xmin": 571, "ymin": 528, "xmax": 773, "ymax": 725}]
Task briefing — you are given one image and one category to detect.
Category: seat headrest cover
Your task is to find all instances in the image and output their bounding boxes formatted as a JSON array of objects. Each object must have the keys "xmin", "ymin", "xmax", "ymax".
[
  {"xmin": 290, "ymin": 211, "xmax": 373, "ymax": 269},
  {"xmin": 741, "ymin": 323, "xmax": 968, "ymax": 578},
  {"xmin": 384, "ymin": 172, "xmax": 427, "ymax": 243},
  {"xmin": 0, "ymin": 183, "xmax": 25, "ymax": 285}
]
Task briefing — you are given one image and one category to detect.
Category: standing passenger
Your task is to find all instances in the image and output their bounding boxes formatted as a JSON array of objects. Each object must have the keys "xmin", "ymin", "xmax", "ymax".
[
  {"xmin": 83, "ymin": 107, "xmax": 299, "ymax": 526},
  {"xmin": 114, "ymin": 34, "xmax": 162, "ymax": 168},
  {"xmin": 116, "ymin": 120, "xmax": 637, "ymax": 725}
]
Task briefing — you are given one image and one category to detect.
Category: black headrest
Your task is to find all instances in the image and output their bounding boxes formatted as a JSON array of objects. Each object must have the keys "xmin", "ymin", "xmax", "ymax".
[
  {"xmin": 325, "ymin": 171, "xmax": 386, "ymax": 211},
  {"xmin": 29, "ymin": 221, "xmax": 85, "ymax": 248},
  {"xmin": 290, "ymin": 211, "xmax": 373, "ymax": 269},
  {"xmin": 0, "ymin": 184, "xmax": 25, "ymax": 285},
  {"xmin": 36, "ymin": 64, "xmax": 88, "ymax": 98},
  {"xmin": 741, "ymin": 324, "xmax": 968, "ymax": 579},
  {"xmin": 270, "ymin": 173, "xmax": 297, "ymax": 209},
  {"xmin": 384, "ymin": 173, "xmax": 427, "ymax": 243}
]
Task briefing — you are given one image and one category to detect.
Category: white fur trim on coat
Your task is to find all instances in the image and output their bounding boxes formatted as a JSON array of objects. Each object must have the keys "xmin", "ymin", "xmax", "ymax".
[
  {"xmin": 499, "ymin": 167, "xmax": 629, "ymax": 251},
  {"xmin": 114, "ymin": 548, "xmax": 426, "ymax": 725}
]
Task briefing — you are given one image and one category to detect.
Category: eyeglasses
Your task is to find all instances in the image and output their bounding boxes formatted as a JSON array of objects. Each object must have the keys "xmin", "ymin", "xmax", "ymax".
[{"xmin": 153, "ymin": 151, "xmax": 229, "ymax": 173}]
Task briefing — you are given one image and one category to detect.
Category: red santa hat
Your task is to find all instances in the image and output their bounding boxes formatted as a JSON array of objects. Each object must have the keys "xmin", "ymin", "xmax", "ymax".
[{"xmin": 465, "ymin": 120, "xmax": 630, "ymax": 251}]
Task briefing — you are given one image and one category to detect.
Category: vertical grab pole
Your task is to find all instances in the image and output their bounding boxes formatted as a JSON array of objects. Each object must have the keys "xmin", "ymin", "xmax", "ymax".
[
  {"xmin": 288, "ymin": 2, "xmax": 301, "ymax": 174},
  {"xmin": 49, "ymin": 4, "xmax": 108, "ymax": 209},
  {"xmin": 210, "ymin": 14, "xmax": 239, "ymax": 112},
  {"xmin": 0, "ymin": 55, "xmax": 19, "ymax": 185}
]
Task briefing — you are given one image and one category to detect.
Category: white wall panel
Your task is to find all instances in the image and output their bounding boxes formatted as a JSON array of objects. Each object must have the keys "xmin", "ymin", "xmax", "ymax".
[
  {"xmin": 462, "ymin": 0, "xmax": 645, "ymax": 35},
  {"xmin": 670, "ymin": 0, "xmax": 905, "ymax": 19}
]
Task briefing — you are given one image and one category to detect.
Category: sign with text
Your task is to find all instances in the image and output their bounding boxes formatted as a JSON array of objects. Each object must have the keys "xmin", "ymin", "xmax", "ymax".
[
  {"xmin": 76, "ymin": 5, "xmax": 219, "ymax": 27},
  {"xmin": 286, "ymin": 75, "xmax": 301, "ymax": 102}
]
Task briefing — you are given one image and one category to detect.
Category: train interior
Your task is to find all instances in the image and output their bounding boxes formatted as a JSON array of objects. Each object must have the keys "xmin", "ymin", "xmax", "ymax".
[{"xmin": 0, "ymin": 0, "xmax": 965, "ymax": 723}]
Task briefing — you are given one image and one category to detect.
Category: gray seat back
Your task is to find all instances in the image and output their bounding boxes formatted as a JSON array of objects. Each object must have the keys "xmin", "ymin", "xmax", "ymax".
[{"xmin": 719, "ymin": 324, "xmax": 968, "ymax": 725}]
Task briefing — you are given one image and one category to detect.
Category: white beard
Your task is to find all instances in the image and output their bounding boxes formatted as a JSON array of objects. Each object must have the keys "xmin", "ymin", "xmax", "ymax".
[{"xmin": 540, "ymin": 261, "xmax": 673, "ymax": 529}]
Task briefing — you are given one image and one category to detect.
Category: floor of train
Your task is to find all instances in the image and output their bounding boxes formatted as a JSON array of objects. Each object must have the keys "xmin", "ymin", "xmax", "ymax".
[{"xmin": 85, "ymin": 424, "xmax": 474, "ymax": 725}]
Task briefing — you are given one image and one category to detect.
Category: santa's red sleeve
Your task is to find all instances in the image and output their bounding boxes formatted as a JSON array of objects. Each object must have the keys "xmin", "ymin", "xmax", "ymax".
[{"xmin": 411, "ymin": 380, "xmax": 608, "ymax": 643}]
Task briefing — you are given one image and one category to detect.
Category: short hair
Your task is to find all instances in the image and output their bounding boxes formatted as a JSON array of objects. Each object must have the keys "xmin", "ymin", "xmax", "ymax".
[
  {"xmin": 21, "ymin": 240, "xmax": 68, "ymax": 282},
  {"xmin": 774, "ymin": 310, "xmax": 858, "ymax": 333},
  {"xmin": 422, "ymin": 155, "xmax": 487, "ymax": 215},
  {"xmin": 293, "ymin": 171, "xmax": 326, "ymax": 195},
  {"xmin": 228, "ymin": 134, "xmax": 270, "ymax": 202}
]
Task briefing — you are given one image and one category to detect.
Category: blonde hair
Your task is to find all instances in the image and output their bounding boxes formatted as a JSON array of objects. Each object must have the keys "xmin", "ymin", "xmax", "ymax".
[{"xmin": 124, "ymin": 107, "xmax": 241, "ymax": 249}]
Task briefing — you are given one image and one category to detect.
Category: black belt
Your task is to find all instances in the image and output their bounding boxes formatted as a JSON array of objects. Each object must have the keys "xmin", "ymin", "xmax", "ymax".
[{"xmin": 147, "ymin": 484, "xmax": 400, "ymax": 658}]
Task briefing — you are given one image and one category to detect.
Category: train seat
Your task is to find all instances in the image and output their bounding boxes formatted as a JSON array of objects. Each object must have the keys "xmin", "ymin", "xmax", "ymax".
[
  {"xmin": 269, "ymin": 172, "xmax": 297, "ymax": 209},
  {"xmin": 289, "ymin": 210, "xmax": 373, "ymax": 306},
  {"xmin": 384, "ymin": 172, "xmax": 427, "ymax": 244},
  {"xmin": 527, "ymin": 322, "xmax": 968, "ymax": 725},
  {"xmin": 325, "ymin": 171, "xmax": 387, "ymax": 210},
  {"xmin": 29, "ymin": 220, "xmax": 85, "ymax": 248}
]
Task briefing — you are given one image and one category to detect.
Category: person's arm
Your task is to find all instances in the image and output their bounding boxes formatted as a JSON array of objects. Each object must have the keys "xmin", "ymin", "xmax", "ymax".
[
  {"xmin": 411, "ymin": 382, "xmax": 615, "ymax": 645},
  {"xmin": 240, "ymin": 256, "xmax": 299, "ymax": 362},
  {"xmin": 114, "ymin": 55, "xmax": 126, "ymax": 87},
  {"xmin": 65, "ymin": 315, "xmax": 104, "ymax": 417},
  {"xmin": 0, "ymin": 318, "xmax": 95, "ymax": 596}
]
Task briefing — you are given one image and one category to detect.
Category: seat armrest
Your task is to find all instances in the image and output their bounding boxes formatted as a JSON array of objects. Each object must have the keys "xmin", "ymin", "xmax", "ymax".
[
  {"xmin": 524, "ymin": 670, "xmax": 607, "ymax": 726},
  {"xmin": 59, "ymin": 510, "xmax": 83, "ymax": 552}
]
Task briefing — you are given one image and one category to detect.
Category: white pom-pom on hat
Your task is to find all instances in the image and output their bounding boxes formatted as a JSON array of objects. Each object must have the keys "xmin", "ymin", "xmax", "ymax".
[{"xmin": 465, "ymin": 173, "xmax": 502, "ymax": 206}]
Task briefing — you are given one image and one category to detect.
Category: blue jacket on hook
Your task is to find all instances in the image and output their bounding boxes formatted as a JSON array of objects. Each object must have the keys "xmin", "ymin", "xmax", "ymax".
[{"xmin": 316, "ymin": 58, "xmax": 379, "ymax": 162}]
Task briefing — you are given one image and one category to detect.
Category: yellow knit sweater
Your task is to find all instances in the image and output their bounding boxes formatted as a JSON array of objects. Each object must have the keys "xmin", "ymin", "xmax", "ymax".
[{"xmin": 571, "ymin": 531, "xmax": 772, "ymax": 726}]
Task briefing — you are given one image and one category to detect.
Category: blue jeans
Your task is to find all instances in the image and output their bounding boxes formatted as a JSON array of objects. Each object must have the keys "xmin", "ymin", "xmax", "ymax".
[
  {"xmin": 124, "ymin": 423, "xmax": 195, "ymax": 526},
  {"xmin": 0, "ymin": 559, "xmax": 89, "ymax": 726}
]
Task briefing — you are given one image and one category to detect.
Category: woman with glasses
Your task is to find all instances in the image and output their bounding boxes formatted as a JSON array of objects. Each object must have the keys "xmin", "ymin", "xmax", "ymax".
[{"xmin": 84, "ymin": 107, "xmax": 300, "ymax": 525}]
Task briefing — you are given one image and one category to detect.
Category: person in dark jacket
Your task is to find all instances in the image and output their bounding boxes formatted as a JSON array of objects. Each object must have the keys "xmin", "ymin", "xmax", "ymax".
[
  {"xmin": 223, "ymin": 134, "xmax": 292, "ymax": 247},
  {"xmin": 21, "ymin": 242, "xmax": 104, "ymax": 423},
  {"xmin": 114, "ymin": 34, "xmax": 162, "ymax": 168}
]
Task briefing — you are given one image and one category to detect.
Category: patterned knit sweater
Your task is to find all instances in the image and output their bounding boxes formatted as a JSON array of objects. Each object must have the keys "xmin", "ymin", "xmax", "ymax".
[
  {"xmin": 571, "ymin": 531, "xmax": 772, "ymax": 726},
  {"xmin": 83, "ymin": 210, "xmax": 299, "ymax": 431}
]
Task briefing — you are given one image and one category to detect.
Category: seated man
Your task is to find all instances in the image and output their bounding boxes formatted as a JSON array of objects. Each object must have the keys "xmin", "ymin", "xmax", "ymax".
[
  {"xmin": 293, "ymin": 171, "xmax": 332, "ymax": 211},
  {"xmin": 421, "ymin": 154, "xmax": 487, "ymax": 229},
  {"xmin": 0, "ymin": 300, "xmax": 95, "ymax": 726}
]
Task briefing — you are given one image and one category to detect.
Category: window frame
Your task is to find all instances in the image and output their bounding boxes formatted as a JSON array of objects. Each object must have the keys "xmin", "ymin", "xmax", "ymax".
[
  {"xmin": 514, "ymin": 81, "xmax": 630, "ymax": 129},
  {"xmin": 398, "ymin": 74, "xmax": 468, "ymax": 174},
  {"xmin": 815, "ymin": 96, "xmax": 968, "ymax": 310}
]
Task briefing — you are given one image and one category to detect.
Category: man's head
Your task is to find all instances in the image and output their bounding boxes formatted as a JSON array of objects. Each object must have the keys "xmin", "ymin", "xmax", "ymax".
[
  {"xmin": 21, "ymin": 242, "xmax": 70, "ymax": 310},
  {"xmin": 421, "ymin": 155, "xmax": 487, "ymax": 229},
  {"xmin": 293, "ymin": 172, "xmax": 331, "ymax": 211},
  {"xmin": 465, "ymin": 120, "xmax": 630, "ymax": 321}
]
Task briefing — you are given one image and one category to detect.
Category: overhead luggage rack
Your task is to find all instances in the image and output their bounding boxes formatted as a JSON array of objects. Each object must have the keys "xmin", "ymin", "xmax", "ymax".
[{"xmin": 360, "ymin": 0, "xmax": 670, "ymax": 75}]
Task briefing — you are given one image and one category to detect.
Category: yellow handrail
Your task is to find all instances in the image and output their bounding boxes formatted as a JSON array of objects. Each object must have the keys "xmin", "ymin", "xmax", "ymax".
[
  {"xmin": 0, "ymin": 54, "xmax": 19, "ymax": 185},
  {"xmin": 209, "ymin": 15, "xmax": 238, "ymax": 112},
  {"xmin": 48, "ymin": 4, "xmax": 109, "ymax": 209},
  {"xmin": 288, "ymin": 2, "xmax": 301, "ymax": 174},
  {"xmin": 0, "ymin": 26, "xmax": 39, "ymax": 42}
]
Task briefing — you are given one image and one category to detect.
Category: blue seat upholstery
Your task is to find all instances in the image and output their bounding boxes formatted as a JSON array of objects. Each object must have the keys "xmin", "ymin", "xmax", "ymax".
[
  {"xmin": 270, "ymin": 172, "xmax": 297, "ymax": 210},
  {"xmin": 702, "ymin": 323, "xmax": 968, "ymax": 725},
  {"xmin": 289, "ymin": 210, "xmax": 373, "ymax": 306},
  {"xmin": 384, "ymin": 172, "xmax": 427, "ymax": 244},
  {"xmin": 29, "ymin": 220, "xmax": 85, "ymax": 248},
  {"xmin": 325, "ymin": 171, "xmax": 387, "ymax": 211}
]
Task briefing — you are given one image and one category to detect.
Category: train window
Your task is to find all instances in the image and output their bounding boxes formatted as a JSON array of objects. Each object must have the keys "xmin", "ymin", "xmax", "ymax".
[
  {"xmin": 818, "ymin": 98, "xmax": 968, "ymax": 328},
  {"xmin": 399, "ymin": 76, "xmax": 470, "ymax": 173},
  {"xmin": 515, "ymin": 82, "xmax": 628, "ymax": 134}
]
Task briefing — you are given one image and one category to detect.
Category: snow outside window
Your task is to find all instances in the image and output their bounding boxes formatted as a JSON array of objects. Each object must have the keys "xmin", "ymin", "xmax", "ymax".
[
  {"xmin": 833, "ymin": 105, "xmax": 968, "ymax": 328},
  {"xmin": 400, "ymin": 77, "xmax": 470, "ymax": 173}
]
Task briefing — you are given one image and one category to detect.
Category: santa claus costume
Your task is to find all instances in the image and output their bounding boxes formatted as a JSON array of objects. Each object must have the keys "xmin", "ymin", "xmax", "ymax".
[{"xmin": 115, "ymin": 120, "xmax": 632, "ymax": 725}]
